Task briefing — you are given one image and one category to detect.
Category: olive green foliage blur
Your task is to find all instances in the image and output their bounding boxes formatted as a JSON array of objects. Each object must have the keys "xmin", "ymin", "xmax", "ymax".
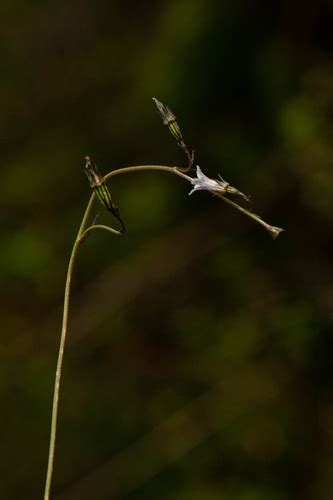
[{"xmin": 1, "ymin": 1, "xmax": 333, "ymax": 499}]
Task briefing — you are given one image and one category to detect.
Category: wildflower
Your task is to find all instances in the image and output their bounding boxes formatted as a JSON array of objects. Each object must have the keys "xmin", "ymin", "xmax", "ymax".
[{"xmin": 189, "ymin": 166, "xmax": 229, "ymax": 195}]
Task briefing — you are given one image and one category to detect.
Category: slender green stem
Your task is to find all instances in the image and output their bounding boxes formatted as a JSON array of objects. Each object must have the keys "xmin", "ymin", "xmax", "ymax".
[
  {"xmin": 216, "ymin": 193, "xmax": 263, "ymax": 223},
  {"xmin": 104, "ymin": 164, "xmax": 192, "ymax": 182},
  {"xmin": 103, "ymin": 165, "xmax": 282, "ymax": 236},
  {"xmin": 44, "ymin": 164, "xmax": 189, "ymax": 500},
  {"xmin": 44, "ymin": 238, "xmax": 82, "ymax": 500},
  {"xmin": 46, "ymin": 226, "xmax": 120, "ymax": 500},
  {"xmin": 215, "ymin": 193, "xmax": 284, "ymax": 238},
  {"xmin": 44, "ymin": 193, "xmax": 98, "ymax": 500},
  {"xmin": 77, "ymin": 192, "xmax": 96, "ymax": 239},
  {"xmin": 44, "ymin": 163, "xmax": 281, "ymax": 499},
  {"xmin": 81, "ymin": 224, "xmax": 122, "ymax": 240}
]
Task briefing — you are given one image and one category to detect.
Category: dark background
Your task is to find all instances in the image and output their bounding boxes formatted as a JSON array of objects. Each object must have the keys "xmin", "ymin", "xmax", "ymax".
[{"xmin": 1, "ymin": 1, "xmax": 333, "ymax": 499}]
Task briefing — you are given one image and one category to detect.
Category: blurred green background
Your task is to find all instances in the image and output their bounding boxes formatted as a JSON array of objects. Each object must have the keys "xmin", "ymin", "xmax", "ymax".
[{"xmin": 1, "ymin": 1, "xmax": 333, "ymax": 498}]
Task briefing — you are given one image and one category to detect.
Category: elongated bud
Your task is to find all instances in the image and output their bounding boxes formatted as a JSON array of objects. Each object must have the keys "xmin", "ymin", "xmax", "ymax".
[
  {"xmin": 152, "ymin": 97, "xmax": 184, "ymax": 145},
  {"xmin": 152, "ymin": 97, "xmax": 194, "ymax": 171},
  {"xmin": 85, "ymin": 156, "xmax": 113, "ymax": 211},
  {"xmin": 85, "ymin": 156, "xmax": 125, "ymax": 233}
]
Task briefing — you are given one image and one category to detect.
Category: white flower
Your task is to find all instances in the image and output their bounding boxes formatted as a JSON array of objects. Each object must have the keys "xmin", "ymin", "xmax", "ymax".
[{"xmin": 189, "ymin": 166, "xmax": 228, "ymax": 195}]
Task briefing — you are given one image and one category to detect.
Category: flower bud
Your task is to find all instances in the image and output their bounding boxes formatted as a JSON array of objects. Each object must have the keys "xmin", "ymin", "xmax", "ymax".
[
  {"xmin": 152, "ymin": 97, "xmax": 184, "ymax": 144},
  {"xmin": 85, "ymin": 156, "xmax": 113, "ymax": 211}
]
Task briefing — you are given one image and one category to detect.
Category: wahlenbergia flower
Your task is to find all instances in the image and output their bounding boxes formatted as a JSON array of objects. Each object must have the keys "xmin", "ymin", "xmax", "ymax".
[
  {"xmin": 188, "ymin": 166, "xmax": 284, "ymax": 239},
  {"xmin": 189, "ymin": 166, "xmax": 229, "ymax": 195}
]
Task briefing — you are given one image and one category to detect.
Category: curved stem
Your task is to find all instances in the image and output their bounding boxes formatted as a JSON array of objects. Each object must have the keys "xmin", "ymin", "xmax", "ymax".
[
  {"xmin": 44, "ymin": 162, "xmax": 281, "ymax": 499},
  {"xmin": 104, "ymin": 164, "xmax": 192, "ymax": 182},
  {"xmin": 44, "ymin": 164, "xmax": 189, "ymax": 500},
  {"xmin": 44, "ymin": 189, "xmax": 99, "ymax": 500},
  {"xmin": 104, "ymin": 165, "xmax": 281, "ymax": 236},
  {"xmin": 44, "ymin": 225, "xmax": 120, "ymax": 500},
  {"xmin": 81, "ymin": 224, "xmax": 122, "ymax": 240}
]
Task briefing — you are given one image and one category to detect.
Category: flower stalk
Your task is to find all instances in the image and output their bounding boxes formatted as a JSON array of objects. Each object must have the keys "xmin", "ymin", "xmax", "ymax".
[
  {"xmin": 44, "ymin": 99, "xmax": 283, "ymax": 499},
  {"xmin": 188, "ymin": 165, "xmax": 283, "ymax": 238}
]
